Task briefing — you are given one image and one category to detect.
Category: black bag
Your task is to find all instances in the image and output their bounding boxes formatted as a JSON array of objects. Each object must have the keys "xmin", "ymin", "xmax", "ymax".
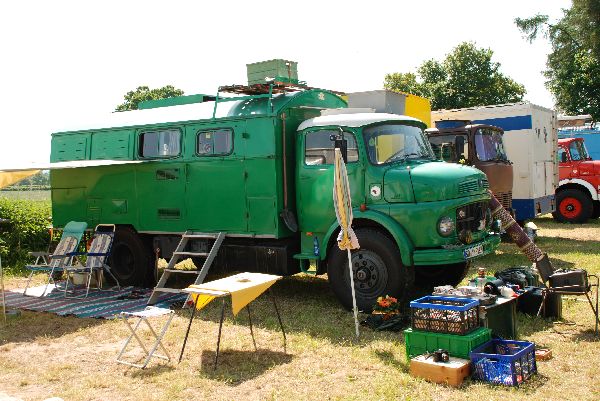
[
  {"xmin": 549, "ymin": 269, "xmax": 589, "ymax": 293},
  {"xmin": 517, "ymin": 286, "xmax": 562, "ymax": 319}
]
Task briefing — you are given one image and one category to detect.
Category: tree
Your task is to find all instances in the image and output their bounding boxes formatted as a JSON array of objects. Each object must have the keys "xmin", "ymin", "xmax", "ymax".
[
  {"xmin": 515, "ymin": 0, "xmax": 600, "ymax": 121},
  {"xmin": 115, "ymin": 85, "xmax": 185, "ymax": 111},
  {"xmin": 384, "ymin": 42, "xmax": 526, "ymax": 110}
]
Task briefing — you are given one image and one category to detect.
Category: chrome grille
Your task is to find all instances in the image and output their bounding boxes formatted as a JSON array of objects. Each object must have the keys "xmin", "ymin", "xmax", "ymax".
[{"xmin": 456, "ymin": 201, "xmax": 489, "ymax": 233}]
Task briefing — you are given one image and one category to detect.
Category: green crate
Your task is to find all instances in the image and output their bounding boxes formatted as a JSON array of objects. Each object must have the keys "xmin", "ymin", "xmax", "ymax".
[
  {"xmin": 404, "ymin": 327, "xmax": 491, "ymax": 360},
  {"xmin": 247, "ymin": 59, "xmax": 298, "ymax": 85}
]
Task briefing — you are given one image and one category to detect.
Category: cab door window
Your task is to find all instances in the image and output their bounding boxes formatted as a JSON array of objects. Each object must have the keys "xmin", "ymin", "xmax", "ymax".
[{"xmin": 304, "ymin": 129, "xmax": 358, "ymax": 165}]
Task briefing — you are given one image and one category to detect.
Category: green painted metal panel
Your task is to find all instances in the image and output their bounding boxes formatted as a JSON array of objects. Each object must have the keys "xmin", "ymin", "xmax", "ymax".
[
  {"xmin": 136, "ymin": 161, "xmax": 187, "ymax": 231},
  {"xmin": 138, "ymin": 94, "xmax": 214, "ymax": 110},
  {"xmin": 91, "ymin": 130, "xmax": 131, "ymax": 160},
  {"xmin": 51, "ymin": 134, "xmax": 90, "ymax": 161}
]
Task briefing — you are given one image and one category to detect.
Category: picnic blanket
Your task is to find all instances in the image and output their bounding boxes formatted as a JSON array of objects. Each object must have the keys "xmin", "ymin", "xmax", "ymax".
[{"xmin": 3, "ymin": 285, "xmax": 185, "ymax": 319}]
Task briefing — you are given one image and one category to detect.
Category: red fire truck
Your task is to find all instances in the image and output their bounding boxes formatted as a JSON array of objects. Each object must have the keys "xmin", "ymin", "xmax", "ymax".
[{"xmin": 554, "ymin": 137, "xmax": 600, "ymax": 223}]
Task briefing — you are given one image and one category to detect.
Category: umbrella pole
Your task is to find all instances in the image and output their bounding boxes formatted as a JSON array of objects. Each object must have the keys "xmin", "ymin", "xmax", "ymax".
[
  {"xmin": 1, "ymin": 255, "xmax": 6, "ymax": 324},
  {"xmin": 347, "ymin": 249, "xmax": 359, "ymax": 338}
]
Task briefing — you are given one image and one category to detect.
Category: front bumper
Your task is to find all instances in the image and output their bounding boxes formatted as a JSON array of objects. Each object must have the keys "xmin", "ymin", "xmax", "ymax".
[{"xmin": 412, "ymin": 234, "xmax": 501, "ymax": 266}]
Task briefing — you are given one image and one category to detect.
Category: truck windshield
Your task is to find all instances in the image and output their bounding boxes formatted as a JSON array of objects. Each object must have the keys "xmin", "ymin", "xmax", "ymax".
[
  {"xmin": 474, "ymin": 128, "xmax": 508, "ymax": 162},
  {"xmin": 428, "ymin": 134, "xmax": 469, "ymax": 163},
  {"xmin": 569, "ymin": 140, "xmax": 590, "ymax": 161},
  {"xmin": 363, "ymin": 123, "xmax": 433, "ymax": 165}
]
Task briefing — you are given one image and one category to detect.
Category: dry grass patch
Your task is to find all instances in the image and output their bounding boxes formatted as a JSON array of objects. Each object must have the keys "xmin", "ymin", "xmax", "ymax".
[{"xmin": 1, "ymin": 216, "xmax": 599, "ymax": 400}]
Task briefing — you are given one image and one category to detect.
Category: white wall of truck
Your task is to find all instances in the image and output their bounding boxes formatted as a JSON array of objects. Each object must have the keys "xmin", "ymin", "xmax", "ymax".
[{"xmin": 432, "ymin": 102, "xmax": 558, "ymax": 221}]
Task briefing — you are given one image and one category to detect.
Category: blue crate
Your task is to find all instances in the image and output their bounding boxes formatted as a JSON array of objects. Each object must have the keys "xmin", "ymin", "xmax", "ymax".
[
  {"xmin": 410, "ymin": 296, "xmax": 480, "ymax": 335},
  {"xmin": 470, "ymin": 339, "xmax": 537, "ymax": 386}
]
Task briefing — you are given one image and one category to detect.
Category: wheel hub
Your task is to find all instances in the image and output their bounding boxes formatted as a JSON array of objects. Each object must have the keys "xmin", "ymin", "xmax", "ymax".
[{"xmin": 351, "ymin": 250, "xmax": 387, "ymax": 294}]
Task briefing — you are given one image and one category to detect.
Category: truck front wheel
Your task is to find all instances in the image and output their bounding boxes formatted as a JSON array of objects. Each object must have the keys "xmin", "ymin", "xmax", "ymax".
[
  {"xmin": 109, "ymin": 227, "xmax": 154, "ymax": 287},
  {"xmin": 553, "ymin": 189, "xmax": 593, "ymax": 223},
  {"xmin": 327, "ymin": 228, "xmax": 411, "ymax": 312}
]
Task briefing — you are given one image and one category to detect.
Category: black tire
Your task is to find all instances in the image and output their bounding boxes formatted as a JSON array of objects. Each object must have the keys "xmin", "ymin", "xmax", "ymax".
[
  {"xmin": 592, "ymin": 202, "xmax": 600, "ymax": 219},
  {"xmin": 109, "ymin": 226, "xmax": 154, "ymax": 287},
  {"xmin": 415, "ymin": 262, "xmax": 471, "ymax": 291},
  {"xmin": 327, "ymin": 228, "xmax": 412, "ymax": 312},
  {"xmin": 552, "ymin": 189, "xmax": 593, "ymax": 224}
]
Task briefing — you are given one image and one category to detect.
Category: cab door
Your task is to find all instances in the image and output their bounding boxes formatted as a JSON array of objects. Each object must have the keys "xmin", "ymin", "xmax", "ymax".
[
  {"xmin": 184, "ymin": 122, "xmax": 248, "ymax": 232},
  {"xmin": 296, "ymin": 127, "xmax": 364, "ymax": 234}
]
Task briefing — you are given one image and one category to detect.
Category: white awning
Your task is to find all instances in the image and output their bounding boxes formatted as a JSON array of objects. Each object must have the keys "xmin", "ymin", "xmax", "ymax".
[{"xmin": 0, "ymin": 159, "xmax": 146, "ymax": 189}]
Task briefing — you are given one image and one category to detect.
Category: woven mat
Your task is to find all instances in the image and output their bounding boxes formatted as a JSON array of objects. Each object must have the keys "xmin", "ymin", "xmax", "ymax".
[{"xmin": 3, "ymin": 285, "xmax": 185, "ymax": 319}]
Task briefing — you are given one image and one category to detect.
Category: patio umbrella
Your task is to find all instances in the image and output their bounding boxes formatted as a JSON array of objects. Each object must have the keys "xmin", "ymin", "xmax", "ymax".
[{"xmin": 333, "ymin": 148, "xmax": 361, "ymax": 338}]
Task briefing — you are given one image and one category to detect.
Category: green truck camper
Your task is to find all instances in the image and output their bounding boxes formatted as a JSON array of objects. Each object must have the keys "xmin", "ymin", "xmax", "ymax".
[{"xmin": 50, "ymin": 78, "xmax": 500, "ymax": 311}]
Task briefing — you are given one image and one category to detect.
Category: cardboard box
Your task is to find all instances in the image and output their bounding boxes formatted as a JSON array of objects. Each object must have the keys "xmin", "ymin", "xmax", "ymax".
[{"xmin": 409, "ymin": 355, "xmax": 471, "ymax": 387}]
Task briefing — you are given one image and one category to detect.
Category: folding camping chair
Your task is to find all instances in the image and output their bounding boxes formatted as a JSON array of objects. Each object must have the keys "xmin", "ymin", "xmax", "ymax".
[
  {"xmin": 24, "ymin": 221, "xmax": 88, "ymax": 296},
  {"xmin": 64, "ymin": 224, "xmax": 120, "ymax": 299},
  {"xmin": 535, "ymin": 254, "xmax": 600, "ymax": 335},
  {"xmin": 116, "ymin": 306, "xmax": 175, "ymax": 369}
]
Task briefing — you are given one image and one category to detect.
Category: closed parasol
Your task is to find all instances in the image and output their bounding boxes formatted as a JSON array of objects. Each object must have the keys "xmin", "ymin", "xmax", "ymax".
[{"xmin": 333, "ymin": 148, "xmax": 361, "ymax": 337}]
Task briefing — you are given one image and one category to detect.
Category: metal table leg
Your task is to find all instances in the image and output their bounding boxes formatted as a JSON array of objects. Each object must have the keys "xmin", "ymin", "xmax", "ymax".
[
  {"xmin": 247, "ymin": 305, "xmax": 257, "ymax": 351},
  {"xmin": 179, "ymin": 297, "xmax": 199, "ymax": 363},
  {"xmin": 268, "ymin": 288, "xmax": 286, "ymax": 353},
  {"xmin": 214, "ymin": 297, "xmax": 227, "ymax": 369}
]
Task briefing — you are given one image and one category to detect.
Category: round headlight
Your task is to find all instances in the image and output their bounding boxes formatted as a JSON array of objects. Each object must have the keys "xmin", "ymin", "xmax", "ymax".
[{"xmin": 438, "ymin": 216, "xmax": 455, "ymax": 236}]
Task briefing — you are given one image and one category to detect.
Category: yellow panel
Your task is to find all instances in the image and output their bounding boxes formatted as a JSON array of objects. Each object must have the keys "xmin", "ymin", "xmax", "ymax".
[{"xmin": 404, "ymin": 93, "xmax": 432, "ymax": 127}]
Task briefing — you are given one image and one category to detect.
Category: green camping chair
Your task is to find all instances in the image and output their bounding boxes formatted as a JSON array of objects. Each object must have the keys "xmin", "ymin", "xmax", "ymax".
[
  {"xmin": 63, "ymin": 224, "xmax": 120, "ymax": 299},
  {"xmin": 24, "ymin": 221, "xmax": 88, "ymax": 296}
]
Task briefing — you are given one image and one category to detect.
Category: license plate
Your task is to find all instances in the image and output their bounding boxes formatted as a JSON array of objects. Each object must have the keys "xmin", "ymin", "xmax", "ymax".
[{"xmin": 463, "ymin": 244, "xmax": 484, "ymax": 259}]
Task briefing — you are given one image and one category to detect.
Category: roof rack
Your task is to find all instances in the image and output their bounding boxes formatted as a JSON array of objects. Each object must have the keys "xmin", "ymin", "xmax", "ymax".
[{"xmin": 211, "ymin": 82, "xmax": 345, "ymax": 118}]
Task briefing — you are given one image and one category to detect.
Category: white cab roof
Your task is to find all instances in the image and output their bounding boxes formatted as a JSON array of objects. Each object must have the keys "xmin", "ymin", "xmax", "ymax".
[{"xmin": 297, "ymin": 112, "xmax": 423, "ymax": 131}]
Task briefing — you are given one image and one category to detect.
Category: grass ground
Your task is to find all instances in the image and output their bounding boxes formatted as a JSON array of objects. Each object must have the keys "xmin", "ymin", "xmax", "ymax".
[{"xmin": 1, "ymin": 216, "xmax": 599, "ymax": 400}]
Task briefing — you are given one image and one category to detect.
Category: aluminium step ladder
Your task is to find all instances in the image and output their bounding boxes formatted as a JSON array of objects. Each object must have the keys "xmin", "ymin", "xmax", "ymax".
[{"xmin": 147, "ymin": 231, "xmax": 226, "ymax": 305}]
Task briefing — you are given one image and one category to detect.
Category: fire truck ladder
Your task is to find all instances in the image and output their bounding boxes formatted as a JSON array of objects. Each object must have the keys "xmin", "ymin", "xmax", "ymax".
[{"xmin": 147, "ymin": 231, "xmax": 226, "ymax": 305}]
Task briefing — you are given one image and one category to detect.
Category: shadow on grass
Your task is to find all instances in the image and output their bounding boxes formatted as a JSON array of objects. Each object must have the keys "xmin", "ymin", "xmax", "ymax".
[
  {"xmin": 194, "ymin": 349, "xmax": 292, "ymax": 384},
  {"xmin": 372, "ymin": 349, "xmax": 409, "ymax": 373},
  {"xmin": 570, "ymin": 328, "xmax": 600, "ymax": 342},
  {"xmin": 0, "ymin": 310, "xmax": 103, "ymax": 345}
]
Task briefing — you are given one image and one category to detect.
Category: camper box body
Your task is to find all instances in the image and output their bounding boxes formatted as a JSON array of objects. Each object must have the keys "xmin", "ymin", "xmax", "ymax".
[{"xmin": 432, "ymin": 103, "xmax": 557, "ymax": 221}]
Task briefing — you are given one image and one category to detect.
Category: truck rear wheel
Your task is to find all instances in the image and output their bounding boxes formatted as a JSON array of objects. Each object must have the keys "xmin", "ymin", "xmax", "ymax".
[
  {"xmin": 553, "ymin": 189, "xmax": 593, "ymax": 223},
  {"xmin": 327, "ymin": 228, "xmax": 411, "ymax": 313},
  {"xmin": 109, "ymin": 226, "xmax": 153, "ymax": 287}
]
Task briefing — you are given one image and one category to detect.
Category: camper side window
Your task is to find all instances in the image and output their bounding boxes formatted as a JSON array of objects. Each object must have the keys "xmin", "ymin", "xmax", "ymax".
[
  {"xmin": 305, "ymin": 129, "xmax": 358, "ymax": 165},
  {"xmin": 197, "ymin": 129, "xmax": 233, "ymax": 156},
  {"xmin": 139, "ymin": 129, "xmax": 181, "ymax": 158}
]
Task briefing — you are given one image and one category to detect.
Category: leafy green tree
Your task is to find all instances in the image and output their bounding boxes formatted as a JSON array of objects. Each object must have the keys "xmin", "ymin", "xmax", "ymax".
[
  {"xmin": 384, "ymin": 42, "xmax": 526, "ymax": 110},
  {"xmin": 515, "ymin": 0, "xmax": 600, "ymax": 121},
  {"xmin": 115, "ymin": 85, "xmax": 185, "ymax": 111}
]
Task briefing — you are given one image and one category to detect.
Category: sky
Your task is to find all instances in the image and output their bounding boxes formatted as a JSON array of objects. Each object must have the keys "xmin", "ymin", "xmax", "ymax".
[{"xmin": 0, "ymin": 0, "xmax": 572, "ymax": 166}]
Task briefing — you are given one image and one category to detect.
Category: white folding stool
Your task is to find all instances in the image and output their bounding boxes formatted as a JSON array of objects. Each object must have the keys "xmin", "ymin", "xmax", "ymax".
[{"xmin": 116, "ymin": 306, "xmax": 175, "ymax": 369}]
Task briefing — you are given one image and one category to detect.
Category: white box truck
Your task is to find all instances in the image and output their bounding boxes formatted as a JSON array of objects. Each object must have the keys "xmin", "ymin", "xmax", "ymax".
[{"xmin": 432, "ymin": 102, "xmax": 558, "ymax": 222}]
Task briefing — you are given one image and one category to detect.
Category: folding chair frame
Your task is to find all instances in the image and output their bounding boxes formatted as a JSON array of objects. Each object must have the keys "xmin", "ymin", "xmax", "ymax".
[
  {"xmin": 116, "ymin": 307, "xmax": 175, "ymax": 369},
  {"xmin": 63, "ymin": 224, "xmax": 120, "ymax": 299},
  {"xmin": 23, "ymin": 221, "xmax": 87, "ymax": 297}
]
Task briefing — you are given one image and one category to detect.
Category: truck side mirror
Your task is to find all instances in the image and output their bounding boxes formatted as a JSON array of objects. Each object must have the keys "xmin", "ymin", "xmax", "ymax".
[
  {"xmin": 455, "ymin": 136, "xmax": 465, "ymax": 161},
  {"xmin": 561, "ymin": 152, "xmax": 567, "ymax": 163}
]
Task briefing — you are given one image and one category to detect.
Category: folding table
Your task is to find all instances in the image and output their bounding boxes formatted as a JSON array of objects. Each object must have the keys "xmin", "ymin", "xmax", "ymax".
[{"xmin": 179, "ymin": 272, "xmax": 286, "ymax": 369}]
